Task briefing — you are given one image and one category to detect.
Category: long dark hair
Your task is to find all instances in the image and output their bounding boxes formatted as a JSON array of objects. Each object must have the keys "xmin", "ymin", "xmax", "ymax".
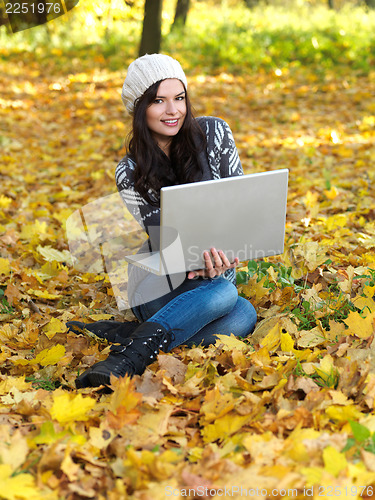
[{"xmin": 127, "ymin": 80, "xmax": 206, "ymax": 205}]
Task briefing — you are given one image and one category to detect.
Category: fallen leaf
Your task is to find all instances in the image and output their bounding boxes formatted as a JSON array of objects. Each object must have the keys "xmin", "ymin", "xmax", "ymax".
[
  {"xmin": 50, "ymin": 391, "xmax": 96, "ymax": 424},
  {"xmin": 31, "ymin": 344, "xmax": 66, "ymax": 366}
]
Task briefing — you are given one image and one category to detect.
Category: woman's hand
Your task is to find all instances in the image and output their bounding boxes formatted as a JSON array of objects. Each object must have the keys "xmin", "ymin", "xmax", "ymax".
[{"xmin": 187, "ymin": 247, "xmax": 239, "ymax": 279}]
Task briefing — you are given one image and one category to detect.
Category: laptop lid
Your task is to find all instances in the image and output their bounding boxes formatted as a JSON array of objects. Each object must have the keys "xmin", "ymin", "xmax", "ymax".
[{"xmin": 159, "ymin": 169, "xmax": 289, "ymax": 274}]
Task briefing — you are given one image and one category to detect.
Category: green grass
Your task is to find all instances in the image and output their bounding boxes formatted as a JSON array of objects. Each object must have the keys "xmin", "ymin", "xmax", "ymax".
[
  {"xmin": 25, "ymin": 375, "xmax": 60, "ymax": 391},
  {"xmin": 166, "ymin": 2, "xmax": 375, "ymax": 74},
  {"xmin": 0, "ymin": 0, "xmax": 374, "ymax": 75},
  {"xmin": 237, "ymin": 259, "xmax": 365, "ymax": 332},
  {"xmin": 293, "ymin": 358, "xmax": 339, "ymax": 389},
  {"xmin": 0, "ymin": 289, "xmax": 14, "ymax": 314}
]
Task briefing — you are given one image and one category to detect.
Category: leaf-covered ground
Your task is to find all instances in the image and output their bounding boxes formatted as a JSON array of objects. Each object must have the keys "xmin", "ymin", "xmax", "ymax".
[{"xmin": 1, "ymin": 49, "xmax": 375, "ymax": 499}]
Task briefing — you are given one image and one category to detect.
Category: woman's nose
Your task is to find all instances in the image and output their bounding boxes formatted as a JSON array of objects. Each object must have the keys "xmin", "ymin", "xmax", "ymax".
[{"xmin": 166, "ymin": 100, "xmax": 177, "ymax": 114}]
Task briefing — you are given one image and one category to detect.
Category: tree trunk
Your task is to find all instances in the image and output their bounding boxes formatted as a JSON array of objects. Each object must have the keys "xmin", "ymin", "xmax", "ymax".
[
  {"xmin": 0, "ymin": 6, "xmax": 8, "ymax": 27},
  {"xmin": 243, "ymin": 0, "xmax": 259, "ymax": 8},
  {"xmin": 364, "ymin": 0, "xmax": 375, "ymax": 8},
  {"xmin": 104, "ymin": 0, "xmax": 113, "ymax": 42},
  {"xmin": 172, "ymin": 0, "xmax": 190, "ymax": 29},
  {"xmin": 328, "ymin": 0, "xmax": 334, "ymax": 9},
  {"xmin": 139, "ymin": 0, "xmax": 163, "ymax": 57}
]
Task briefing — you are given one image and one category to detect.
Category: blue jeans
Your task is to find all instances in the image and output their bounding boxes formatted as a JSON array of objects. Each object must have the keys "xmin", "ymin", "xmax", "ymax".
[{"xmin": 131, "ymin": 275, "xmax": 257, "ymax": 350}]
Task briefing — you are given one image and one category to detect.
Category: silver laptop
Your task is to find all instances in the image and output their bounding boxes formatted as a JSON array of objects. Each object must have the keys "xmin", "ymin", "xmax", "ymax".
[{"xmin": 125, "ymin": 169, "xmax": 289, "ymax": 275}]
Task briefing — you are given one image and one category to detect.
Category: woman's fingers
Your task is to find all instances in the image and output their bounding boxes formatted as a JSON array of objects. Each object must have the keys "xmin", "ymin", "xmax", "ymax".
[
  {"xmin": 204, "ymin": 250, "xmax": 214, "ymax": 269},
  {"xmin": 204, "ymin": 250, "xmax": 217, "ymax": 278},
  {"xmin": 229, "ymin": 256, "xmax": 240, "ymax": 268},
  {"xmin": 187, "ymin": 252, "xmax": 212, "ymax": 279},
  {"xmin": 211, "ymin": 247, "xmax": 223, "ymax": 269},
  {"xmin": 187, "ymin": 250, "xmax": 240, "ymax": 279},
  {"xmin": 212, "ymin": 248, "xmax": 238, "ymax": 271},
  {"xmin": 209, "ymin": 248, "xmax": 231, "ymax": 277},
  {"xmin": 218, "ymin": 249, "xmax": 231, "ymax": 267}
]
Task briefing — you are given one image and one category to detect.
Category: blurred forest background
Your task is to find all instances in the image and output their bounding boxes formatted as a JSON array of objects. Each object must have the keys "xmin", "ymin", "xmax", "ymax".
[{"xmin": 1, "ymin": 0, "xmax": 375, "ymax": 74}]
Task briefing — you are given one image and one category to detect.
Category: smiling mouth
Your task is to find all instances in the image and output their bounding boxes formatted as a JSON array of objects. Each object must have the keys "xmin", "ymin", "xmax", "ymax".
[{"xmin": 162, "ymin": 119, "xmax": 179, "ymax": 126}]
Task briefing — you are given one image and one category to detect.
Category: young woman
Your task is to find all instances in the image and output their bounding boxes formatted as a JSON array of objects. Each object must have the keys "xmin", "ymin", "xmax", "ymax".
[{"xmin": 75, "ymin": 54, "xmax": 257, "ymax": 389}]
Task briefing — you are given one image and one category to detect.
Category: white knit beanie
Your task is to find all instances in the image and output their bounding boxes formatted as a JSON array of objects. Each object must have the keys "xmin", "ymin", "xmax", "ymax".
[{"xmin": 121, "ymin": 53, "xmax": 188, "ymax": 115}]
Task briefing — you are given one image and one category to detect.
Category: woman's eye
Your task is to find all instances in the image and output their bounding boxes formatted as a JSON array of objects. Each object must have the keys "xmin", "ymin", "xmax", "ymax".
[
  {"xmin": 176, "ymin": 96, "xmax": 185, "ymax": 101},
  {"xmin": 154, "ymin": 99, "xmax": 163, "ymax": 104}
]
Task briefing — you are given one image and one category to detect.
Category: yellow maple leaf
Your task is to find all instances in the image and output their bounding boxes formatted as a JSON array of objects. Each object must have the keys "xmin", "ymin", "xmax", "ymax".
[
  {"xmin": 0, "ymin": 195, "xmax": 12, "ymax": 209},
  {"xmin": 294, "ymin": 241, "xmax": 327, "ymax": 272},
  {"xmin": 37, "ymin": 261, "xmax": 62, "ymax": 280},
  {"xmin": 322, "ymin": 446, "xmax": 347, "ymax": 477},
  {"xmin": 352, "ymin": 285, "xmax": 375, "ymax": 315},
  {"xmin": 0, "ymin": 258, "xmax": 11, "ymax": 275},
  {"xmin": 363, "ymin": 284, "xmax": 375, "ymax": 298},
  {"xmin": 313, "ymin": 354, "xmax": 338, "ymax": 388},
  {"xmin": 0, "ymin": 464, "xmax": 41, "ymax": 500},
  {"xmin": 201, "ymin": 414, "xmax": 250, "ymax": 443},
  {"xmin": 304, "ymin": 191, "xmax": 319, "ymax": 210},
  {"xmin": 347, "ymin": 462, "xmax": 375, "ymax": 485},
  {"xmin": 283, "ymin": 440, "xmax": 309, "ymax": 462},
  {"xmin": 37, "ymin": 245, "xmax": 73, "ymax": 265},
  {"xmin": 106, "ymin": 376, "xmax": 142, "ymax": 429},
  {"xmin": 0, "ymin": 387, "xmax": 37, "ymax": 406},
  {"xmin": 200, "ymin": 386, "xmax": 236, "ymax": 423},
  {"xmin": 323, "ymin": 185, "xmax": 339, "ymax": 200},
  {"xmin": 297, "ymin": 327, "xmax": 326, "ymax": 348},
  {"xmin": 30, "ymin": 344, "xmax": 66, "ymax": 366},
  {"xmin": 188, "ymin": 447, "xmax": 203, "ymax": 463},
  {"xmin": 109, "ymin": 376, "xmax": 142, "ymax": 413},
  {"xmin": 288, "ymin": 427, "xmax": 320, "ymax": 442},
  {"xmin": 53, "ymin": 208, "xmax": 74, "ymax": 228},
  {"xmin": 20, "ymin": 220, "xmax": 47, "ymax": 242},
  {"xmin": 300, "ymin": 466, "xmax": 323, "ymax": 486},
  {"xmin": 260, "ymin": 322, "xmax": 280, "ymax": 351},
  {"xmin": 344, "ymin": 310, "xmax": 375, "ymax": 339},
  {"xmin": 326, "ymin": 214, "xmax": 347, "ymax": 232},
  {"xmin": 43, "ymin": 318, "xmax": 67, "ymax": 340},
  {"xmin": 320, "ymin": 354, "xmax": 334, "ymax": 372},
  {"xmin": 214, "ymin": 333, "xmax": 249, "ymax": 352},
  {"xmin": 326, "ymin": 319, "xmax": 346, "ymax": 340},
  {"xmin": 239, "ymin": 275, "xmax": 270, "ymax": 302},
  {"xmin": 250, "ymin": 346, "xmax": 272, "ymax": 366},
  {"xmin": 0, "ymin": 376, "xmax": 31, "ymax": 395},
  {"xmin": 326, "ymin": 404, "xmax": 362, "ymax": 423},
  {"xmin": 89, "ymin": 425, "xmax": 115, "ymax": 450},
  {"xmin": 124, "ymin": 405, "xmax": 174, "ymax": 448},
  {"xmin": 280, "ymin": 330, "xmax": 294, "ymax": 351},
  {"xmin": 50, "ymin": 390, "xmax": 96, "ymax": 424}
]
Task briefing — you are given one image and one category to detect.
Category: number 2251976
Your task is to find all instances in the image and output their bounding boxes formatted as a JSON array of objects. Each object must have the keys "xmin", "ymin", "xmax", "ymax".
[
  {"xmin": 317, "ymin": 486, "xmax": 374, "ymax": 496},
  {"xmin": 5, "ymin": 3, "xmax": 61, "ymax": 14}
]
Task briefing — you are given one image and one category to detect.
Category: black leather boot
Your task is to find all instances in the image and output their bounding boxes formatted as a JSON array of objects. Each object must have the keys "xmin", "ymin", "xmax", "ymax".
[
  {"xmin": 66, "ymin": 320, "xmax": 139, "ymax": 344},
  {"xmin": 75, "ymin": 321, "xmax": 174, "ymax": 389}
]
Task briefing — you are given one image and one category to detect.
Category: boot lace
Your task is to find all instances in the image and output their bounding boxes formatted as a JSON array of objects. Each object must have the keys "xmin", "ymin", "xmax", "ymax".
[{"xmin": 108, "ymin": 327, "xmax": 180, "ymax": 376}]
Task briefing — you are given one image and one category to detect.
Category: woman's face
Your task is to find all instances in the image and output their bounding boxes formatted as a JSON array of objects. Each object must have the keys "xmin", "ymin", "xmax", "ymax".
[{"xmin": 146, "ymin": 78, "xmax": 187, "ymax": 151}]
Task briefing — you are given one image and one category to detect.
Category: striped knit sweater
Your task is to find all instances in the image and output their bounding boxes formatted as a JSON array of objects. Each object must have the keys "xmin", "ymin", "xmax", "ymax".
[{"xmin": 115, "ymin": 116, "xmax": 243, "ymax": 298}]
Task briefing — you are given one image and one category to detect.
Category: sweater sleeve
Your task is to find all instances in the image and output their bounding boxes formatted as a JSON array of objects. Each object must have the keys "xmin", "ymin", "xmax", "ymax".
[
  {"xmin": 115, "ymin": 156, "xmax": 160, "ymax": 235},
  {"xmin": 198, "ymin": 116, "xmax": 244, "ymax": 179}
]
